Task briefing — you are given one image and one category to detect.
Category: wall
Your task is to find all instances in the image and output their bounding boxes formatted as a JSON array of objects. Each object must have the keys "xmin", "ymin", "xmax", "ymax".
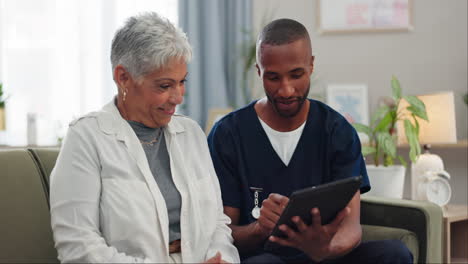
[{"xmin": 252, "ymin": 0, "xmax": 467, "ymax": 204}]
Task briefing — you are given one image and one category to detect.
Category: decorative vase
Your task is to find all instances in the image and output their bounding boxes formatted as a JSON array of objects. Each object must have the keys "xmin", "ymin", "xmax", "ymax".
[
  {"xmin": 364, "ymin": 165, "xmax": 406, "ymax": 199},
  {"xmin": 0, "ymin": 107, "xmax": 5, "ymax": 130}
]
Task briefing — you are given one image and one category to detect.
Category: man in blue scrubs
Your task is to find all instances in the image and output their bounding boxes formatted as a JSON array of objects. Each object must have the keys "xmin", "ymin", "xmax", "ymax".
[{"xmin": 207, "ymin": 18, "xmax": 413, "ymax": 263}]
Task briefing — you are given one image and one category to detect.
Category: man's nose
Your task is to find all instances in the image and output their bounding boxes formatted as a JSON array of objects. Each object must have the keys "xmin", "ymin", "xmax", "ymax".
[{"xmin": 277, "ymin": 78, "xmax": 294, "ymax": 98}]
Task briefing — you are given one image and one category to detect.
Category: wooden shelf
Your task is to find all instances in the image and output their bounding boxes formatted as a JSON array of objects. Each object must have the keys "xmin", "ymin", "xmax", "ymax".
[
  {"xmin": 397, "ymin": 139, "xmax": 468, "ymax": 149},
  {"xmin": 363, "ymin": 140, "xmax": 468, "ymax": 149},
  {"xmin": 451, "ymin": 257, "xmax": 468, "ymax": 264}
]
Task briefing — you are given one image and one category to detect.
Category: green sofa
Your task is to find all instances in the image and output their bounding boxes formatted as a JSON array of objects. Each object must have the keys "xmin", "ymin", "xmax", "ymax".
[{"xmin": 0, "ymin": 148, "xmax": 443, "ymax": 263}]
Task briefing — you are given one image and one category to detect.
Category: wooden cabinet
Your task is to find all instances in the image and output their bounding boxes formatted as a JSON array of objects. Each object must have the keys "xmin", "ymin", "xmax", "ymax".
[{"xmin": 443, "ymin": 204, "xmax": 468, "ymax": 263}]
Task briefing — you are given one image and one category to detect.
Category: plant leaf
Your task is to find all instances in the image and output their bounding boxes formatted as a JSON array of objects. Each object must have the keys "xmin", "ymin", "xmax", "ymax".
[
  {"xmin": 353, "ymin": 123, "xmax": 372, "ymax": 137},
  {"xmin": 404, "ymin": 95, "xmax": 428, "ymax": 121},
  {"xmin": 397, "ymin": 155, "xmax": 408, "ymax": 167},
  {"xmin": 374, "ymin": 111, "xmax": 393, "ymax": 132},
  {"xmin": 377, "ymin": 132, "xmax": 396, "ymax": 159},
  {"xmin": 384, "ymin": 155, "xmax": 394, "ymax": 166},
  {"xmin": 362, "ymin": 146, "xmax": 376, "ymax": 156},
  {"xmin": 404, "ymin": 119, "xmax": 421, "ymax": 162},
  {"xmin": 371, "ymin": 105, "xmax": 390, "ymax": 126},
  {"xmin": 412, "ymin": 114, "xmax": 420, "ymax": 136},
  {"xmin": 391, "ymin": 76, "xmax": 402, "ymax": 101}
]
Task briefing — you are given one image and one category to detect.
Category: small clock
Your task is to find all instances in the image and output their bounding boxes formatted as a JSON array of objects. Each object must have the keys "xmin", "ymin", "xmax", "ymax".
[
  {"xmin": 426, "ymin": 176, "xmax": 451, "ymax": 206},
  {"xmin": 418, "ymin": 171, "xmax": 452, "ymax": 206}
]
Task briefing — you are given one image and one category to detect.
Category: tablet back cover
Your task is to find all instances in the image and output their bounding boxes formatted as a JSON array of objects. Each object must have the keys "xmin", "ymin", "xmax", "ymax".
[{"xmin": 264, "ymin": 176, "xmax": 362, "ymax": 253}]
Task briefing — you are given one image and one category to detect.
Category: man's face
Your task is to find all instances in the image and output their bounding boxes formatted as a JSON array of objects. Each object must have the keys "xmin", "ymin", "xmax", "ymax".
[{"xmin": 256, "ymin": 38, "xmax": 314, "ymax": 118}]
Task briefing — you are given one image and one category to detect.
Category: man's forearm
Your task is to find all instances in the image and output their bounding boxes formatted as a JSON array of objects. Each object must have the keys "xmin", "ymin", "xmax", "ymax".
[
  {"xmin": 229, "ymin": 222, "xmax": 269, "ymax": 255},
  {"xmin": 327, "ymin": 191, "xmax": 362, "ymax": 259},
  {"xmin": 328, "ymin": 223, "xmax": 362, "ymax": 259}
]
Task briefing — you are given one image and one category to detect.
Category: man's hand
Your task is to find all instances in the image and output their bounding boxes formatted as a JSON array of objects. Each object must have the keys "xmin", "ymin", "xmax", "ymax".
[
  {"xmin": 222, "ymin": 193, "xmax": 289, "ymax": 255},
  {"xmin": 203, "ymin": 252, "xmax": 229, "ymax": 264},
  {"xmin": 253, "ymin": 193, "xmax": 289, "ymax": 237},
  {"xmin": 269, "ymin": 206, "xmax": 350, "ymax": 262}
]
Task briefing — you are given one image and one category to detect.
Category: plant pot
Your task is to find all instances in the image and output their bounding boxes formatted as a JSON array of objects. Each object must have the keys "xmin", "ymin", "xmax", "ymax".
[
  {"xmin": 364, "ymin": 165, "xmax": 406, "ymax": 199},
  {"xmin": 0, "ymin": 107, "xmax": 5, "ymax": 130}
]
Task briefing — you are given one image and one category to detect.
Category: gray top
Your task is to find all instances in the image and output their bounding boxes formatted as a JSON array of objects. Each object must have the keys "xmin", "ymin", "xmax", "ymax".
[{"xmin": 127, "ymin": 120, "xmax": 181, "ymax": 242}]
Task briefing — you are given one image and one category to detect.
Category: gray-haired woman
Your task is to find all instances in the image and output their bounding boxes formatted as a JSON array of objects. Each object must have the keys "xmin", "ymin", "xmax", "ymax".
[{"xmin": 50, "ymin": 12, "xmax": 239, "ymax": 263}]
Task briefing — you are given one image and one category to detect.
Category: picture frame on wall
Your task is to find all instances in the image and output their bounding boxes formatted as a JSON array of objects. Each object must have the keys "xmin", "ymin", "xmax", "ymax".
[
  {"xmin": 317, "ymin": 0, "xmax": 413, "ymax": 34},
  {"xmin": 326, "ymin": 84, "xmax": 369, "ymax": 143}
]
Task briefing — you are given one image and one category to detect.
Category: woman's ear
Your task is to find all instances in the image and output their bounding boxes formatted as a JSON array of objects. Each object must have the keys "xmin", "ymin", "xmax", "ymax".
[{"xmin": 114, "ymin": 65, "xmax": 131, "ymax": 90}]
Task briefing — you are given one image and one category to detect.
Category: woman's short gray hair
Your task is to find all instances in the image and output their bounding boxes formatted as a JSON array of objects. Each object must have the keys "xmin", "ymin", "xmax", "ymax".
[{"xmin": 111, "ymin": 12, "xmax": 192, "ymax": 79}]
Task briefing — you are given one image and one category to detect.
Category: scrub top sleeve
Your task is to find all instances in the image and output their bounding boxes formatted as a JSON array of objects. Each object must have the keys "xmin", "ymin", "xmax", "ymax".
[
  {"xmin": 207, "ymin": 121, "xmax": 242, "ymax": 208},
  {"xmin": 330, "ymin": 117, "xmax": 370, "ymax": 193}
]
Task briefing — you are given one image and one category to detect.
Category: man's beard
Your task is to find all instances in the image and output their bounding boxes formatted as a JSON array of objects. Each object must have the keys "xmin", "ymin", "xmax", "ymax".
[{"xmin": 266, "ymin": 86, "xmax": 310, "ymax": 118}]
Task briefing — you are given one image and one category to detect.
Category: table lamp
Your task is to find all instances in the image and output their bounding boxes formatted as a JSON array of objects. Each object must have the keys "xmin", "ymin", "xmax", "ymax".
[{"xmin": 397, "ymin": 91, "xmax": 457, "ymax": 206}]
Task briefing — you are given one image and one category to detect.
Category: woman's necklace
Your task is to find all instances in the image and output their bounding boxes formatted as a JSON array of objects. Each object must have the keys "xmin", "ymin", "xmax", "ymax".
[{"xmin": 140, "ymin": 128, "xmax": 163, "ymax": 146}]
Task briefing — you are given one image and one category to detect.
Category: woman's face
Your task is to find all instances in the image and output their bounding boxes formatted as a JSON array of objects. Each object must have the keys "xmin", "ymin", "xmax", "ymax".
[{"xmin": 120, "ymin": 58, "xmax": 187, "ymax": 128}]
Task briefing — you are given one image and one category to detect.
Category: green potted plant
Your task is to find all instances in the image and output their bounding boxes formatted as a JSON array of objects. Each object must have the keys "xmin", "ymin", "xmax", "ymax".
[
  {"xmin": 352, "ymin": 76, "xmax": 428, "ymax": 198},
  {"xmin": 0, "ymin": 82, "xmax": 9, "ymax": 130}
]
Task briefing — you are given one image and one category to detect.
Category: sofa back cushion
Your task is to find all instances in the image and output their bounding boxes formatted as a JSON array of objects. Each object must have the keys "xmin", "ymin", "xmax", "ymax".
[
  {"xmin": 29, "ymin": 148, "xmax": 60, "ymax": 193},
  {"xmin": 0, "ymin": 149, "xmax": 58, "ymax": 263}
]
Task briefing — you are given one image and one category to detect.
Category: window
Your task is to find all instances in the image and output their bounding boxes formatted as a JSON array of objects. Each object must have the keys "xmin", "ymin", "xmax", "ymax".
[{"xmin": 0, "ymin": 0, "xmax": 178, "ymax": 146}]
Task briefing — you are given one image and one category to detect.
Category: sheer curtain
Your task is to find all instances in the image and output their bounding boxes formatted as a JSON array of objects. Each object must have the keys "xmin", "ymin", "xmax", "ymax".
[
  {"xmin": 0, "ymin": 0, "xmax": 177, "ymax": 146},
  {"xmin": 179, "ymin": 0, "xmax": 252, "ymax": 127}
]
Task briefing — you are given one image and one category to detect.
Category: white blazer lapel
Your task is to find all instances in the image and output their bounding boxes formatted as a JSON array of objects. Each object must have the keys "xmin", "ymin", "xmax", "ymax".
[{"xmin": 101, "ymin": 99, "xmax": 170, "ymax": 251}]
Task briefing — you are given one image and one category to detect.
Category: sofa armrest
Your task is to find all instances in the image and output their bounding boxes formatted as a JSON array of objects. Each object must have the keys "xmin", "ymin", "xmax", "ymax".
[{"xmin": 361, "ymin": 195, "xmax": 443, "ymax": 264}]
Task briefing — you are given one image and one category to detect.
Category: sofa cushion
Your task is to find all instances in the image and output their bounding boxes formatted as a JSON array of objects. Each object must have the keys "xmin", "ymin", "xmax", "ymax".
[
  {"xmin": 0, "ymin": 150, "xmax": 58, "ymax": 263},
  {"xmin": 28, "ymin": 148, "xmax": 60, "ymax": 194},
  {"xmin": 362, "ymin": 224, "xmax": 419, "ymax": 263}
]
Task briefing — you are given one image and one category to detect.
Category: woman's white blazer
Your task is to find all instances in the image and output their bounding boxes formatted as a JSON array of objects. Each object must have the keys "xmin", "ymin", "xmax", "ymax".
[{"xmin": 50, "ymin": 100, "xmax": 240, "ymax": 263}]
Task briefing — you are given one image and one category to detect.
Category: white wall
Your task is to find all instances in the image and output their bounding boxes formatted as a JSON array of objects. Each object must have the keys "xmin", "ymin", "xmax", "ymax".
[{"xmin": 252, "ymin": 0, "xmax": 468, "ymax": 204}]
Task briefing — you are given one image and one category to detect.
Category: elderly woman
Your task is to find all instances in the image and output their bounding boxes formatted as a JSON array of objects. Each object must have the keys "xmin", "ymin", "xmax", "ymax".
[{"xmin": 50, "ymin": 12, "xmax": 239, "ymax": 263}]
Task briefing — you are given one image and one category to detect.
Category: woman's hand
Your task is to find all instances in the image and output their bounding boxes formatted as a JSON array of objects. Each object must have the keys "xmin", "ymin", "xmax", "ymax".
[{"xmin": 203, "ymin": 252, "xmax": 230, "ymax": 264}]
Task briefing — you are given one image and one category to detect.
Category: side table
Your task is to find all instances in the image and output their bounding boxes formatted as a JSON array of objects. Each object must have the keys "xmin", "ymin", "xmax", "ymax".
[{"xmin": 443, "ymin": 204, "xmax": 468, "ymax": 263}]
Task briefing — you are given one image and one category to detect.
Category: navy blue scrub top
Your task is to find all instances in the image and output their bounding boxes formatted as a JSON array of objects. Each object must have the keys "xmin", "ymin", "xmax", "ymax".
[{"xmin": 207, "ymin": 99, "xmax": 370, "ymax": 227}]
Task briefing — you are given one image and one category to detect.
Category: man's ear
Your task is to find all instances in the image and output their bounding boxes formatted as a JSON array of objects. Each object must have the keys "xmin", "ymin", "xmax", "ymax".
[
  {"xmin": 256, "ymin": 63, "xmax": 261, "ymax": 77},
  {"xmin": 309, "ymin": 55, "xmax": 315, "ymax": 74},
  {"xmin": 114, "ymin": 65, "xmax": 131, "ymax": 90}
]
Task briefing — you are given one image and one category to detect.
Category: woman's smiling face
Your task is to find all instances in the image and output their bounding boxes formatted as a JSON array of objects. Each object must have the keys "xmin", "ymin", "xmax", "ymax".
[{"xmin": 120, "ymin": 58, "xmax": 187, "ymax": 128}]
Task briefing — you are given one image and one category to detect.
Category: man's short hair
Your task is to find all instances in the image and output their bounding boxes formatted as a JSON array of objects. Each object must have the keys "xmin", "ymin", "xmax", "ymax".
[
  {"xmin": 256, "ymin": 18, "xmax": 311, "ymax": 63},
  {"xmin": 257, "ymin": 18, "xmax": 310, "ymax": 46}
]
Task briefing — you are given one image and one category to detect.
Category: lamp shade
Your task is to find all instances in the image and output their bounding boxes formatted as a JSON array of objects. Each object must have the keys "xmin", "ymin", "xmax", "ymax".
[{"xmin": 397, "ymin": 91, "xmax": 457, "ymax": 145}]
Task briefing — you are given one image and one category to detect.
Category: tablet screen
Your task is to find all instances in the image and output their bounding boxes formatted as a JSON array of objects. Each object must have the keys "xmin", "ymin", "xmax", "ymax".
[{"xmin": 264, "ymin": 176, "xmax": 362, "ymax": 252}]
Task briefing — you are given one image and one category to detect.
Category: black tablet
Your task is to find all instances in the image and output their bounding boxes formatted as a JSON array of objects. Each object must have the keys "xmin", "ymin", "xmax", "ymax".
[{"xmin": 264, "ymin": 176, "xmax": 362, "ymax": 252}]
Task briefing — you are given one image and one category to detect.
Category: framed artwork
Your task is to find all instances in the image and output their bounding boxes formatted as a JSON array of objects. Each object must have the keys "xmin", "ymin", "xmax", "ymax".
[
  {"xmin": 204, "ymin": 108, "xmax": 233, "ymax": 134},
  {"xmin": 326, "ymin": 84, "xmax": 369, "ymax": 142},
  {"xmin": 317, "ymin": 0, "xmax": 413, "ymax": 34}
]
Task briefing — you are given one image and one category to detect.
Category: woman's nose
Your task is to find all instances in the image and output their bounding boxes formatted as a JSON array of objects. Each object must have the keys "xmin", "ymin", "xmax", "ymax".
[{"xmin": 169, "ymin": 85, "xmax": 184, "ymax": 105}]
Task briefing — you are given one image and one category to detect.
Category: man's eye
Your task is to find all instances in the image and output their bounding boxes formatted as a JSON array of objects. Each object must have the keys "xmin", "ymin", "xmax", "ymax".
[
  {"xmin": 160, "ymin": 84, "xmax": 171, "ymax": 89},
  {"xmin": 292, "ymin": 73, "xmax": 303, "ymax": 79},
  {"xmin": 180, "ymin": 79, "xmax": 187, "ymax": 84},
  {"xmin": 266, "ymin": 76, "xmax": 279, "ymax": 81}
]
